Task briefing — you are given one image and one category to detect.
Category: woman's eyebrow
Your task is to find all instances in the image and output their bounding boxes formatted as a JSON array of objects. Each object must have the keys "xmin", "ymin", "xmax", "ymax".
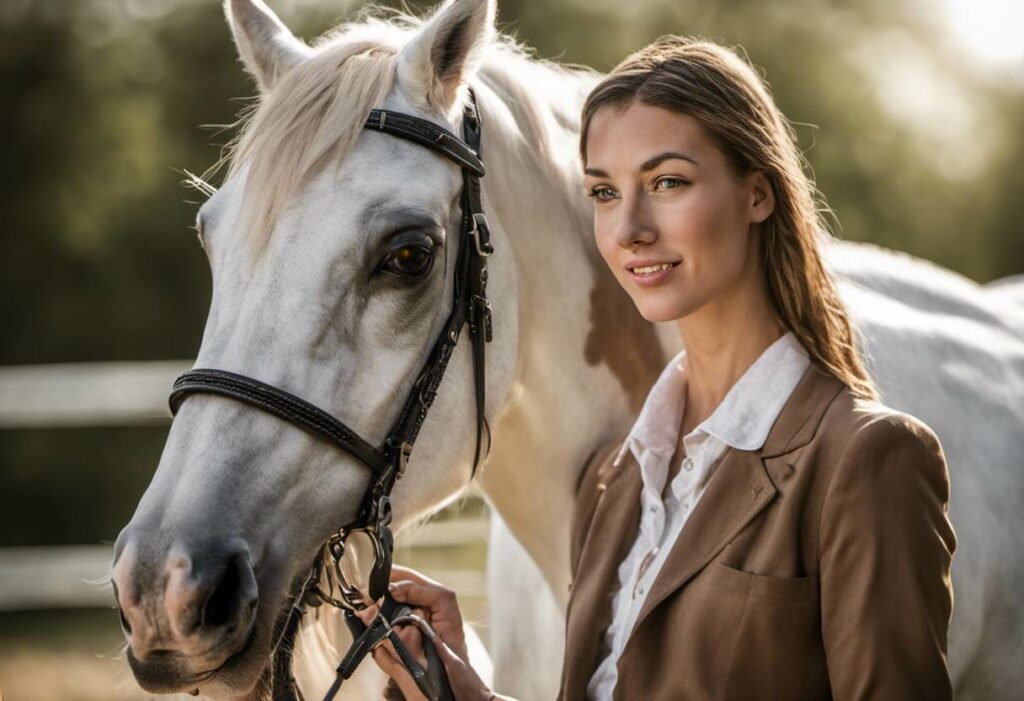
[
  {"xmin": 584, "ymin": 151, "xmax": 700, "ymax": 178},
  {"xmin": 640, "ymin": 151, "xmax": 700, "ymax": 171}
]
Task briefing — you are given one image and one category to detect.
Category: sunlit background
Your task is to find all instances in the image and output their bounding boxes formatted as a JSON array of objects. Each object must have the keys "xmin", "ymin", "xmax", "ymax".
[{"xmin": 0, "ymin": 0, "xmax": 1021, "ymax": 699}]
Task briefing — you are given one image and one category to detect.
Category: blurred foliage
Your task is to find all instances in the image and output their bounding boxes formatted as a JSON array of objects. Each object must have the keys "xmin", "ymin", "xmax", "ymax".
[
  {"xmin": 0, "ymin": 0, "xmax": 1021, "ymax": 548},
  {"xmin": 0, "ymin": 0, "xmax": 1021, "ymax": 369}
]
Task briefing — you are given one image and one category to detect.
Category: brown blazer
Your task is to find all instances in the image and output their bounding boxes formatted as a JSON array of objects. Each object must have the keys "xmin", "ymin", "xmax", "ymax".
[{"xmin": 559, "ymin": 364, "xmax": 956, "ymax": 701}]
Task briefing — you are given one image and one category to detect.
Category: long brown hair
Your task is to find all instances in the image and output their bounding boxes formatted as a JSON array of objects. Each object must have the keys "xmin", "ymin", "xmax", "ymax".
[{"xmin": 580, "ymin": 36, "xmax": 878, "ymax": 401}]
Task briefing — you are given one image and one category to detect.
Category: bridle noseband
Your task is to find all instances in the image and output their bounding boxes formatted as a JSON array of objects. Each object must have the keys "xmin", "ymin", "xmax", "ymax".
[{"xmin": 167, "ymin": 92, "xmax": 494, "ymax": 701}]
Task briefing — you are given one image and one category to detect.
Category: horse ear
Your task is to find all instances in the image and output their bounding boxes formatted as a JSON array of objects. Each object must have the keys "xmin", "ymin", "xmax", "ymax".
[
  {"xmin": 397, "ymin": 0, "xmax": 496, "ymax": 112},
  {"xmin": 224, "ymin": 0, "xmax": 312, "ymax": 94}
]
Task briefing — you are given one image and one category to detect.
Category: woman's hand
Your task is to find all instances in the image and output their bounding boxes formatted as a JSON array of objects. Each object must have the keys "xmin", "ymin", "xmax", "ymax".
[{"xmin": 356, "ymin": 565, "xmax": 495, "ymax": 701}]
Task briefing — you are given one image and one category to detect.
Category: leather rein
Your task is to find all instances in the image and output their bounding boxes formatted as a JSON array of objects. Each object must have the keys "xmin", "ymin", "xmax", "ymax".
[{"xmin": 167, "ymin": 91, "xmax": 494, "ymax": 701}]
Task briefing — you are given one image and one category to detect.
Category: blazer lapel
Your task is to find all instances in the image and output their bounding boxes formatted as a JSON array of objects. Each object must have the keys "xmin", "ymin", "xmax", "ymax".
[
  {"xmin": 627, "ymin": 364, "xmax": 846, "ymax": 639},
  {"xmin": 628, "ymin": 447, "xmax": 776, "ymax": 635},
  {"xmin": 562, "ymin": 452, "xmax": 643, "ymax": 699}
]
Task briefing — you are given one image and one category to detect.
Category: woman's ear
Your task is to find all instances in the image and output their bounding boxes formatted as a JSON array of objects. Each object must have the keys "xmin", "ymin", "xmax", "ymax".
[{"xmin": 748, "ymin": 171, "xmax": 776, "ymax": 224}]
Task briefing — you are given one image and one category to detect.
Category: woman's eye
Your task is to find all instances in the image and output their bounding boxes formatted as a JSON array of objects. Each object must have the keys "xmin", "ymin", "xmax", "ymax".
[
  {"xmin": 381, "ymin": 244, "xmax": 434, "ymax": 279},
  {"xmin": 588, "ymin": 186, "xmax": 617, "ymax": 202},
  {"xmin": 655, "ymin": 176, "xmax": 689, "ymax": 190}
]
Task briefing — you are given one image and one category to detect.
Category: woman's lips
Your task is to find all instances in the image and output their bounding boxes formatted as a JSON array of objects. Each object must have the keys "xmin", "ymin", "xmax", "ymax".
[{"xmin": 627, "ymin": 261, "xmax": 680, "ymax": 288}]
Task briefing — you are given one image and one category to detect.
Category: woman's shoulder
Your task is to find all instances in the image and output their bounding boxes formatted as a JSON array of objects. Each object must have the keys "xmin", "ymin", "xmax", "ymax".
[
  {"xmin": 820, "ymin": 385, "xmax": 944, "ymax": 462},
  {"xmin": 813, "ymin": 387, "xmax": 956, "ymax": 565},
  {"xmin": 813, "ymin": 385, "xmax": 949, "ymax": 506},
  {"xmin": 767, "ymin": 363, "xmax": 944, "ymax": 472}
]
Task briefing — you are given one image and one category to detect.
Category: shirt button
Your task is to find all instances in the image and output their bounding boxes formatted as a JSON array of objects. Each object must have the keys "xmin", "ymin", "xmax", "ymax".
[
  {"xmin": 683, "ymin": 457, "xmax": 694, "ymax": 471},
  {"xmin": 649, "ymin": 506, "xmax": 657, "ymax": 513}
]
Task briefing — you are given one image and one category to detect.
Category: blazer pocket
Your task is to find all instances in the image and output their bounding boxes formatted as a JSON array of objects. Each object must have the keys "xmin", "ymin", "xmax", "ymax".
[{"xmin": 705, "ymin": 561, "xmax": 818, "ymax": 601}]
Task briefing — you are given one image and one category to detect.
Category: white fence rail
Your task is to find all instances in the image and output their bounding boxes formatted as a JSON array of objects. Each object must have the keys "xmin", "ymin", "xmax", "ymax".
[{"xmin": 0, "ymin": 360, "xmax": 189, "ymax": 428}]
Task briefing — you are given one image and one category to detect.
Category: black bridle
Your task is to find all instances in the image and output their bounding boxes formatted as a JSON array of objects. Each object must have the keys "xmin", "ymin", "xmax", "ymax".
[{"xmin": 167, "ymin": 92, "xmax": 494, "ymax": 701}]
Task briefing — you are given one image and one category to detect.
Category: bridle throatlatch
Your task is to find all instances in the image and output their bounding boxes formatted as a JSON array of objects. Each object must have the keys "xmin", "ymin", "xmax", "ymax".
[{"xmin": 167, "ymin": 91, "xmax": 494, "ymax": 701}]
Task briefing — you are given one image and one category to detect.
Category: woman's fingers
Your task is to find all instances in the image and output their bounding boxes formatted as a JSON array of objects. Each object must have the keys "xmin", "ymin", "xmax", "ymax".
[
  {"xmin": 369, "ymin": 645, "xmax": 429, "ymax": 701},
  {"xmin": 387, "ymin": 566, "xmax": 460, "ymax": 627},
  {"xmin": 366, "ymin": 617, "xmax": 495, "ymax": 701},
  {"xmin": 387, "ymin": 579, "xmax": 467, "ymax": 655},
  {"xmin": 389, "ymin": 579, "xmax": 459, "ymax": 615},
  {"xmin": 353, "ymin": 603, "xmax": 379, "ymax": 627},
  {"xmin": 337, "ymin": 566, "xmax": 487, "ymax": 698},
  {"xmin": 357, "ymin": 565, "xmax": 482, "ymax": 695},
  {"xmin": 391, "ymin": 615, "xmax": 428, "ymax": 669}
]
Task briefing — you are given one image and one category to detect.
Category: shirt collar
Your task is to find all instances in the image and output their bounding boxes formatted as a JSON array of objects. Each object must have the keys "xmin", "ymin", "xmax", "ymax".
[{"xmin": 614, "ymin": 331, "xmax": 811, "ymax": 466}]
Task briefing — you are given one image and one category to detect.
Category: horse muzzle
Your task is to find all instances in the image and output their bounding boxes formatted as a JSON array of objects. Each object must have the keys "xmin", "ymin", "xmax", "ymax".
[{"xmin": 112, "ymin": 537, "xmax": 261, "ymax": 693}]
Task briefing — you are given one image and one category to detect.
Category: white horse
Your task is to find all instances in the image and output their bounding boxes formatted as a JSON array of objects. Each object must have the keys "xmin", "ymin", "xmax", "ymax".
[
  {"xmin": 110, "ymin": 1, "xmax": 1023, "ymax": 700},
  {"xmin": 112, "ymin": 1, "xmax": 647, "ymax": 699}
]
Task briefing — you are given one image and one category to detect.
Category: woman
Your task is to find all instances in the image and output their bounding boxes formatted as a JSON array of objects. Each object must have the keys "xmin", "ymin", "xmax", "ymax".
[{"xmin": 362, "ymin": 36, "xmax": 956, "ymax": 700}]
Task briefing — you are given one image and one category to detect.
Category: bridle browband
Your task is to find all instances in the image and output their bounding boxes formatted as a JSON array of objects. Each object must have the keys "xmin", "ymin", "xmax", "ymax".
[{"xmin": 167, "ymin": 92, "xmax": 493, "ymax": 701}]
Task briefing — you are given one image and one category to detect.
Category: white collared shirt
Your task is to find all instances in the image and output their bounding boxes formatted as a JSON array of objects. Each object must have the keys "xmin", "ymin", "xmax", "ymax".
[{"xmin": 586, "ymin": 331, "xmax": 811, "ymax": 701}]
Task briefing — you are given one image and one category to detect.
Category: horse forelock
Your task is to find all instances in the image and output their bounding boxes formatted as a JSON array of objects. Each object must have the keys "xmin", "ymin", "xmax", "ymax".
[{"xmin": 227, "ymin": 41, "xmax": 400, "ymax": 262}]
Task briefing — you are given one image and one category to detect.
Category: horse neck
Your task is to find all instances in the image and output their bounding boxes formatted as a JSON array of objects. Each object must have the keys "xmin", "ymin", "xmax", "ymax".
[{"xmin": 472, "ymin": 57, "xmax": 674, "ymax": 603}]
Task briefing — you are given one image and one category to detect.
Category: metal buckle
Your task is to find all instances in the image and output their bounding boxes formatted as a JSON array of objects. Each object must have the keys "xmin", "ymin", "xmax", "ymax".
[
  {"xmin": 326, "ymin": 528, "xmax": 388, "ymax": 611},
  {"xmin": 376, "ymin": 493, "xmax": 394, "ymax": 527},
  {"xmin": 470, "ymin": 213, "xmax": 493, "ymax": 257}
]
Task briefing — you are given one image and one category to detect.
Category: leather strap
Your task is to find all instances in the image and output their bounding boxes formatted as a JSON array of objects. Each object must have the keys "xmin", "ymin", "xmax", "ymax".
[
  {"xmin": 460, "ymin": 101, "xmax": 494, "ymax": 468},
  {"xmin": 364, "ymin": 109, "xmax": 485, "ymax": 177},
  {"xmin": 169, "ymin": 369, "xmax": 388, "ymax": 476},
  {"xmin": 323, "ymin": 595, "xmax": 453, "ymax": 701}
]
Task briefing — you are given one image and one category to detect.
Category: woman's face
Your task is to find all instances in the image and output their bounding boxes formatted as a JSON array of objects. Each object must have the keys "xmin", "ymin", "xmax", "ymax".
[{"xmin": 583, "ymin": 101, "xmax": 774, "ymax": 323}]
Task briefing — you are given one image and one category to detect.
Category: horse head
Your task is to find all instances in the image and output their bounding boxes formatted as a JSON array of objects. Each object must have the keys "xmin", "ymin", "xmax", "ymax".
[{"xmin": 111, "ymin": 1, "xmax": 512, "ymax": 697}]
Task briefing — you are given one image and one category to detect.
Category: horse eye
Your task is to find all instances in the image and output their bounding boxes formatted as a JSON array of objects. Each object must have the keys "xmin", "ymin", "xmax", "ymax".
[{"xmin": 381, "ymin": 244, "xmax": 434, "ymax": 279}]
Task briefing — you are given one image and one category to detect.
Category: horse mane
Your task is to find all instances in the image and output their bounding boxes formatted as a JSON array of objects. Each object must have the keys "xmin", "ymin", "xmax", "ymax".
[{"xmin": 205, "ymin": 6, "xmax": 598, "ymax": 261}]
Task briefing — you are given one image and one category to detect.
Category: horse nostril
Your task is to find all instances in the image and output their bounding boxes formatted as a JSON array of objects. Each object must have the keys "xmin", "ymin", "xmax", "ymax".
[{"xmin": 201, "ymin": 555, "xmax": 243, "ymax": 629}]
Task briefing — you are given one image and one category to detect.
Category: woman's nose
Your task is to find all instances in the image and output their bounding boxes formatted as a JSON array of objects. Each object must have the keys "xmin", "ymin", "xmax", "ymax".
[{"xmin": 611, "ymin": 195, "xmax": 657, "ymax": 249}]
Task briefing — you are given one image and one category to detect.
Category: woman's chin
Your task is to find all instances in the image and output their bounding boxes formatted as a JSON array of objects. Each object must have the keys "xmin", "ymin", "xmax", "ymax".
[{"xmin": 632, "ymin": 298, "xmax": 693, "ymax": 324}]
